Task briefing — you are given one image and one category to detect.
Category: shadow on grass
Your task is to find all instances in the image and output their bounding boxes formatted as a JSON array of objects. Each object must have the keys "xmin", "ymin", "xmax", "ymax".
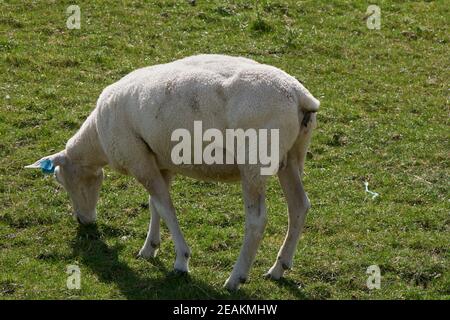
[
  {"xmin": 269, "ymin": 277, "xmax": 310, "ymax": 300},
  {"xmin": 71, "ymin": 224, "xmax": 309, "ymax": 299},
  {"xmin": 71, "ymin": 224, "xmax": 253, "ymax": 299}
]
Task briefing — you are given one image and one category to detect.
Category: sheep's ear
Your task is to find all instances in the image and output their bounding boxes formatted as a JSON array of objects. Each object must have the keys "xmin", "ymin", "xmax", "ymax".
[{"xmin": 25, "ymin": 151, "xmax": 66, "ymax": 174}]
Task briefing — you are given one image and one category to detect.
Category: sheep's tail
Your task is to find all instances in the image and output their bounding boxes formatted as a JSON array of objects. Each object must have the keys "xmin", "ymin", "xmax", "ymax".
[{"xmin": 296, "ymin": 83, "xmax": 320, "ymax": 113}]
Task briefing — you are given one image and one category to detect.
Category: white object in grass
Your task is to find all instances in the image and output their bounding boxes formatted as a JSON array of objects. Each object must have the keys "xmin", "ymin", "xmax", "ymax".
[{"xmin": 364, "ymin": 181, "xmax": 379, "ymax": 199}]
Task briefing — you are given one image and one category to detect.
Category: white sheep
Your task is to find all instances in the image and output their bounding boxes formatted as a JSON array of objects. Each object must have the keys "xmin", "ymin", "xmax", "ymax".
[{"xmin": 26, "ymin": 54, "xmax": 319, "ymax": 290}]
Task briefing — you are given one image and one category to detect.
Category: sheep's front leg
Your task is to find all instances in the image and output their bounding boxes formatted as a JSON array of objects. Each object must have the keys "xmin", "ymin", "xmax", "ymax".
[
  {"xmin": 133, "ymin": 157, "xmax": 190, "ymax": 273},
  {"xmin": 139, "ymin": 172, "xmax": 172, "ymax": 259},
  {"xmin": 224, "ymin": 180, "xmax": 267, "ymax": 291},
  {"xmin": 138, "ymin": 198, "xmax": 161, "ymax": 258},
  {"xmin": 265, "ymin": 160, "xmax": 310, "ymax": 280},
  {"xmin": 150, "ymin": 192, "xmax": 190, "ymax": 273}
]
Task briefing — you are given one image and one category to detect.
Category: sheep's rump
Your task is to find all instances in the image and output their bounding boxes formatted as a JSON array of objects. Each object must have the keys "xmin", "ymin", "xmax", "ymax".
[{"xmin": 96, "ymin": 54, "xmax": 319, "ymax": 181}]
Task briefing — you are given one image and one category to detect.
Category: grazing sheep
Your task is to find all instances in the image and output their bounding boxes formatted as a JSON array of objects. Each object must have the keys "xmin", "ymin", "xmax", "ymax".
[{"xmin": 26, "ymin": 54, "xmax": 319, "ymax": 290}]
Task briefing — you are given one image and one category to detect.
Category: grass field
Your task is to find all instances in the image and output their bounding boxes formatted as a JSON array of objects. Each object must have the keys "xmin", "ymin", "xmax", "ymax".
[{"xmin": 0, "ymin": 0, "xmax": 448, "ymax": 299}]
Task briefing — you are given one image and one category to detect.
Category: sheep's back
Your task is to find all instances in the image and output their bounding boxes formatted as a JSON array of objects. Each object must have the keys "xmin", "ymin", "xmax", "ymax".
[{"xmin": 95, "ymin": 55, "xmax": 303, "ymax": 180}]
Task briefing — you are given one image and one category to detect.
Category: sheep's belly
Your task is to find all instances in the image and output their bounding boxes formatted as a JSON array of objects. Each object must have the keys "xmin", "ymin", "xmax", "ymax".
[{"xmin": 158, "ymin": 160, "xmax": 241, "ymax": 182}]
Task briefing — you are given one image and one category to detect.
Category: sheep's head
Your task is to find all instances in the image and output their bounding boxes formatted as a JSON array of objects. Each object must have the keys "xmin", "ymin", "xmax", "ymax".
[{"xmin": 25, "ymin": 151, "xmax": 103, "ymax": 225}]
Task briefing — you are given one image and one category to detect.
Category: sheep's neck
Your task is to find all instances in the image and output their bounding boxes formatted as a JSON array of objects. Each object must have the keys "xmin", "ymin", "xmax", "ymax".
[{"xmin": 66, "ymin": 112, "xmax": 108, "ymax": 167}]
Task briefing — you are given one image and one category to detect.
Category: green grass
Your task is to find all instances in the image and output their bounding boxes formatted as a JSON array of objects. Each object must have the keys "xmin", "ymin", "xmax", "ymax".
[{"xmin": 0, "ymin": 0, "xmax": 448, "ymax": 300}]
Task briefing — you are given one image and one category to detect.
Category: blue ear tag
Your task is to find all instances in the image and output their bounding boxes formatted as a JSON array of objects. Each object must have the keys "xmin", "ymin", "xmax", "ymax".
[{"xmin": 40, "ymin": 159, "xmax": 55, "ymax": 174}]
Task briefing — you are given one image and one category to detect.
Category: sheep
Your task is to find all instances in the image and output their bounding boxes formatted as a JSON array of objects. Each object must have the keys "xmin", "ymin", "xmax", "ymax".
[{"xmin": 26, "ymin": 54, "xmax": 320, "ymax": 290}]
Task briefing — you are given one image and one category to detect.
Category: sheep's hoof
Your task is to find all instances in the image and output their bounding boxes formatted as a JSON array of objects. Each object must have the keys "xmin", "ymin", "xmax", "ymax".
[
  {"xmin": 172, "ymin": 268, "xmax": 189, "ymax": 277},
  {"xmin": 263, "ymin": 272, "xmax": 281, "ymax": 281},
  {"xmin": 264, "ymin": 268, "xmax": 284, "ymax": 281},
  {"xmin": 173, "ymin": 258, "xmax": 189, "ymax": 274},
  {"xmin": 137, "ymin": 248, "xmax": 158, "ymax": 260},
  {"xmin": 224, "ymin": 277, "xmax": 243, "ymax": 291}
]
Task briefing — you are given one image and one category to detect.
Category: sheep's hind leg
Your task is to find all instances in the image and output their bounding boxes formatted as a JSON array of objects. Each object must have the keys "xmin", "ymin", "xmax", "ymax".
[
  {"xmin": 224, "ymin": 177, "xmax": 268, "ymax": 291},
  {"xmin": 265, "ymin": 160, "xmax": 310, "ymax": 280},
  {"xmin": 138, "ymin": 171, "xmax": 172, "ymax": 259}
]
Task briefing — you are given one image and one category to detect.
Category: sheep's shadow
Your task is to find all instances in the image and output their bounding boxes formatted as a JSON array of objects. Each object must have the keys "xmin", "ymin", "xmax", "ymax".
[
  {"xmin": 71, "ymin": 224, "xmax": 252, "ymax": 299},
  {"xmin": 266, "ymin": 277, "xmax": 311, "ymax": 300}
]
